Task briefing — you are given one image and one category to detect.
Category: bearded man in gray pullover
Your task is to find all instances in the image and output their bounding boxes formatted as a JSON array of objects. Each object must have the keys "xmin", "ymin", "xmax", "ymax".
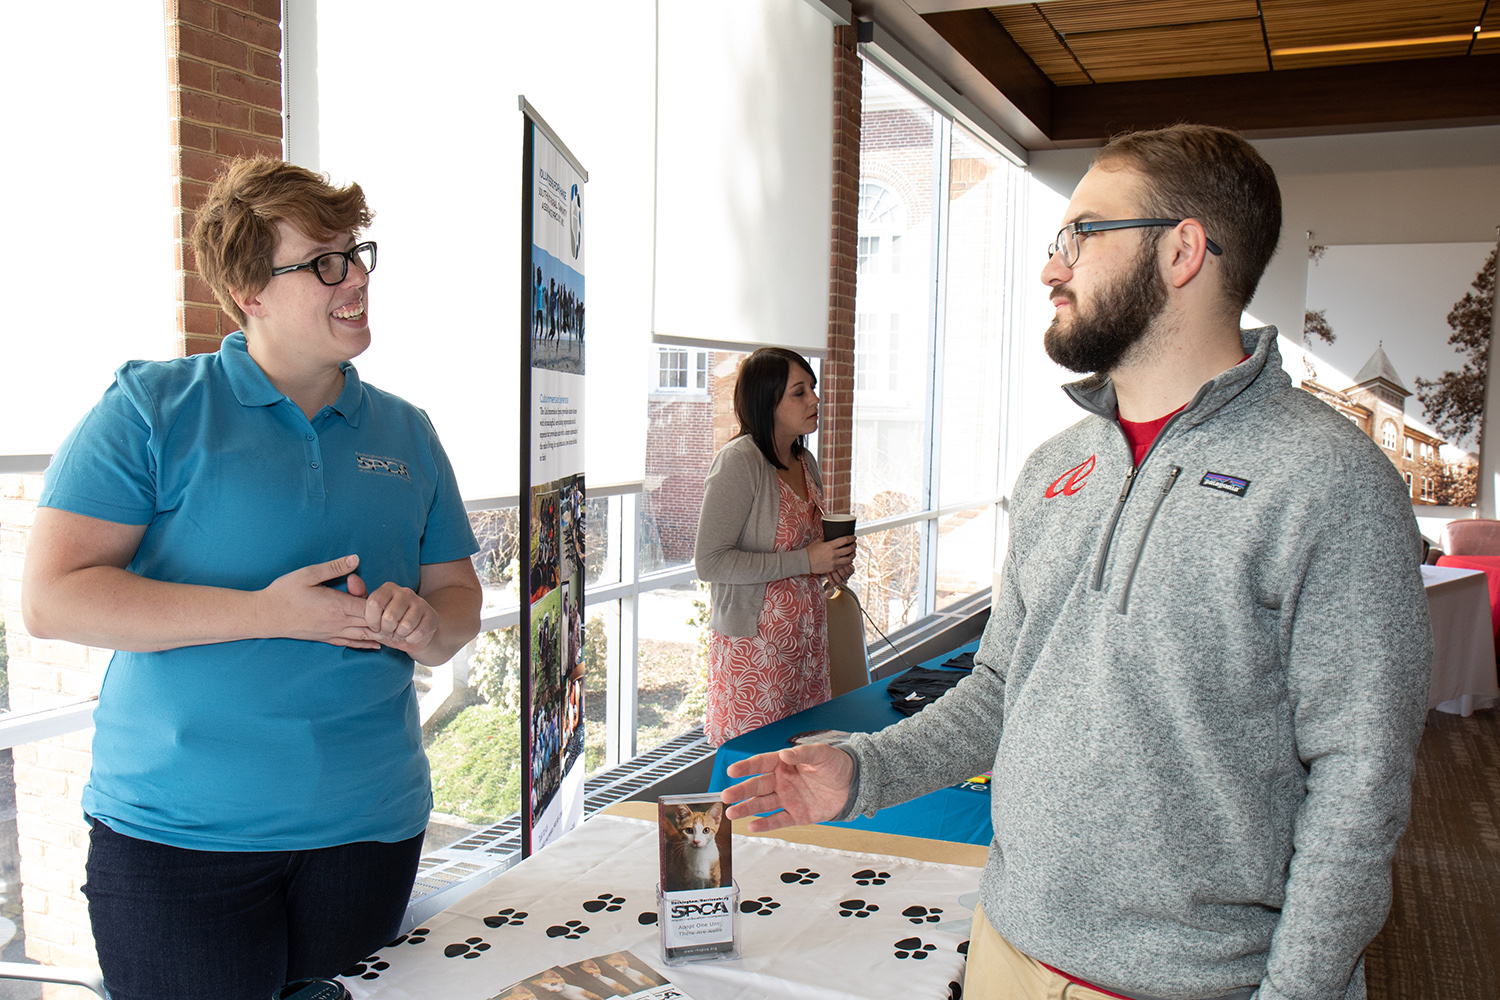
[{"xmin": 721, "ymin": 125, "xmax": 1432, "ymax": 1000}]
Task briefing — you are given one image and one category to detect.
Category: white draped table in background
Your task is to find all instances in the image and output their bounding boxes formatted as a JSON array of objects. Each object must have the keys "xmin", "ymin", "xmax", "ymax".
[
  {"xmin": 343, "ymin": 804, "xmax": 986, "ymax": 1000},
  {"xmin": 1422, "ymin": 564, "xmax": 1500, "ymax": 716}
]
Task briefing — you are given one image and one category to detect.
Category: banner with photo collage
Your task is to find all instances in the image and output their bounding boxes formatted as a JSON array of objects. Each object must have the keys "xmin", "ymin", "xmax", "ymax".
[{"xmin": 520, "ymin": 98, "xmax": 588, "ymax": 856}]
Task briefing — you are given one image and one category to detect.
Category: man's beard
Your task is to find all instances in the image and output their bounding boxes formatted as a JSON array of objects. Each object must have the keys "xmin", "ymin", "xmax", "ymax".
[{"xmin": 1043, "ymin": 242, "xmax": 1169, "ymax": 375}]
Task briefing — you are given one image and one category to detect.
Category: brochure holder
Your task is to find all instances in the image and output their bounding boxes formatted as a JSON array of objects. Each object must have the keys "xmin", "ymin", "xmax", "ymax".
[{"xmin": 656, "ymin": 880, "xmax": 740, "ymax": 966}]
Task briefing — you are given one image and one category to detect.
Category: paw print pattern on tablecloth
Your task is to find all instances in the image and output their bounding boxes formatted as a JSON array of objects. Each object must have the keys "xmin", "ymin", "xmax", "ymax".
[
  {"xmin": 339, "ymin": 956, "xmax": 391, "ymax": 980},
  {"xmin": 894, "ymin": 936, "xmax": 938, "ymax": 960},
  {"xmin": 852, "ymin": 868, "xmax": 890, "ymax": 886},
  {"xmin": 780, "ymin": 867, "xmax": 821, "ymax": 884},
  {"xmin": 484, "ymin": 907, "xmax": 529, "ymax": 928},
  {"xmin": 444, "ymin": 937, "xmax": 491, "ymax": 959},
  {"xmin": 740, "ymin": 896, "xmax": 782, "ymax": 915},
  {"xmin": 638, "ymin": 911, "xmax": 659, "ymax": 925},
  {"xmin": 948, "ymin": 981, "xmax": 963, "ymax": 999},
  {"xmin": 387, "ymin": 927, "xmax": 431, "ymax": 946},
  {"xmin": 583, "ymin": 893, "xmax": 626, "ymax": 912},
  {"xmin": 546, "ymin": 919, "xmax": 591, "ymax": 939},
  {"xmin": 903, "ymin": 905, "xmax": 943, "ymax": 924},
  {"xmin": 957, "ymin": 940, "xmax": 969, "ymax": 955},
  {"xmin": 837, "ymin": 898, "xmax": 879, "ymax": 918}
]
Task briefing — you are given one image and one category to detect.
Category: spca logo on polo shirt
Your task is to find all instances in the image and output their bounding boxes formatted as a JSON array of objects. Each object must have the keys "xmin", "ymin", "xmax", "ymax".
[
  {"xmin": 355, "ymin": 452, "xmax": 412, "ymax": 481},
  {"xmin": 1045, "ymin": 455, "xmax": 1095, "ymax": 498}
]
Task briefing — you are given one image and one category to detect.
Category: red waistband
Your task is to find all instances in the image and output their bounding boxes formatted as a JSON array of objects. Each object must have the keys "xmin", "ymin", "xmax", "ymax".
[{"xmin": 1038, "ymin": 961, "xmax": 1134, "ymax": 1000}]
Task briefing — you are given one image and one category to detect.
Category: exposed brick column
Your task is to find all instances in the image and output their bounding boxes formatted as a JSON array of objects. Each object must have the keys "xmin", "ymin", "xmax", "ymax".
[
  {"xmin": 821, "ymin": 24, "xmax": 861, "ymax": 515},
  {"xmin": 168, "ymin": 0, "xmax": 284, "ymax": 356}
]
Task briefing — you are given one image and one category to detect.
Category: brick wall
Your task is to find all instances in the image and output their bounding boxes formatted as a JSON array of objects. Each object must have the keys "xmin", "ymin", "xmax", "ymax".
[
  {"xmin": 821, "ymin": 23, "xmax": 861, "ymax": 515},
  {"xmin": 3, "ymin": 2, "xmax": 285, "ymax": 983},
  {"xmin": 171, "ymin": 0, "xmax": 284, "ymax": 355},
  {"xmin": 642, "ymin": 391, "xmax": 716, "ymax": 566}
]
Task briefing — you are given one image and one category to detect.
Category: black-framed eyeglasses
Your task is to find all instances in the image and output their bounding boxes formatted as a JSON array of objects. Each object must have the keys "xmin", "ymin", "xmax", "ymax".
[
  {"xmin": 269, "ymin": 241, "xmax": 377, "ymax": 286},
  {"xmin": 1047, "ymin": 219, "xmax": 1222, "ymax": 268}
]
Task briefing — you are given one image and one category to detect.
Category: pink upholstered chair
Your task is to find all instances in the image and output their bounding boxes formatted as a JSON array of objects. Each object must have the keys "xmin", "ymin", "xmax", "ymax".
[{"xmin": 1431, "ymin": 519, "xmax": 1500, "ymax": 563}]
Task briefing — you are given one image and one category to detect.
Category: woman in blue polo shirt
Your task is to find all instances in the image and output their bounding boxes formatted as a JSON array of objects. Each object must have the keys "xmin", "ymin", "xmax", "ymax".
[{"xmin": 22, "ymin": 157, "xmax": 483, "ymax": 999}]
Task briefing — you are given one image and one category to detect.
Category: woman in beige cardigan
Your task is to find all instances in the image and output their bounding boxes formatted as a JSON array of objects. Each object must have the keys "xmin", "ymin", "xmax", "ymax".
[{"xmin": 694, "ymin": 348, "xmax": 856, "ymax": 745}]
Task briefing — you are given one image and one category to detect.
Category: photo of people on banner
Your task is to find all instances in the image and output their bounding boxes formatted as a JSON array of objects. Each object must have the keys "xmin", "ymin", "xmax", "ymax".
[
  {"xmin": 528, "ymin": 473, "xmax": 587, "ymax": 821},
  {"xmin": 531, "ymin": 246, "xmax": 585, "ymax": 375}
]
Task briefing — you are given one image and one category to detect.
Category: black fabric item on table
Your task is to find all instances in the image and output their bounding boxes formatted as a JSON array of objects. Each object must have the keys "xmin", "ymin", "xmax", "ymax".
[{"xmin": 886, "ymin": 656, "xmax": 972, "ymax": 716}]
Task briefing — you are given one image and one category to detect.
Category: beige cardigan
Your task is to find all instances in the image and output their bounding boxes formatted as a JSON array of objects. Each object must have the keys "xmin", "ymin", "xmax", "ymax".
[{"xmin": 694, "ymin": 435, "xmax": 824, "ymax": 638}]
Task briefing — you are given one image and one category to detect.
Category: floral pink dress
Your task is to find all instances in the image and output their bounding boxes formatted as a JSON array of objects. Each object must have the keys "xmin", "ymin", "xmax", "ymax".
[{"xmin": 705, "ymin": 457, "xmax": 831, "ymax": 746}]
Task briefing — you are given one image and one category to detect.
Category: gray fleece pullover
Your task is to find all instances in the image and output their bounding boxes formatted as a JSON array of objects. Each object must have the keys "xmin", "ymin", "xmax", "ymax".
[{"xmin": 841, "ymin": 328, "xmax": 1433, "ymax": 1000}]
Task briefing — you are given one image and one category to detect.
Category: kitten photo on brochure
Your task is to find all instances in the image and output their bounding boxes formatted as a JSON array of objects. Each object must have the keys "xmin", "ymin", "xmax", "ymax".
[{"xmin": 657, "ymin": 796, "xmax": 733, "ymax": 893}]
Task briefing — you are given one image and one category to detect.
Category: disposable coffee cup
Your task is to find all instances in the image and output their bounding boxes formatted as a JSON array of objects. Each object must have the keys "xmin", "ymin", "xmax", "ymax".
[{"xmin": 822, "ymin": 514, "xmax": 856, "ymax": 541}]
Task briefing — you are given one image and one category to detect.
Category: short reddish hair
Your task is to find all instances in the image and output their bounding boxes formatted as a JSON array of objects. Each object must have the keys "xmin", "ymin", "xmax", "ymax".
[{"xmin": 191, "ymin": 157, "xmax": 373, "ymax": 325}]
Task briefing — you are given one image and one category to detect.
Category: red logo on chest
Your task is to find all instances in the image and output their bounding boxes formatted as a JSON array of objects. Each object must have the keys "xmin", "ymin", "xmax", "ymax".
[{"xmin": 1045, "ymin": 455, "xmax": 1096, "ymax": 498}]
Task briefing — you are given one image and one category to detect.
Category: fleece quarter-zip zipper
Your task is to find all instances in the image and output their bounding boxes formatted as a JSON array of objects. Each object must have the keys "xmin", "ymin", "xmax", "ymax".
[
  {"xmin": 1090, "ymin": 466, "xmax": 1138, "ymax": 591},
  {"xmin": 1117, "ymin": 465, "xmax": 1182, "ymax": 612}
]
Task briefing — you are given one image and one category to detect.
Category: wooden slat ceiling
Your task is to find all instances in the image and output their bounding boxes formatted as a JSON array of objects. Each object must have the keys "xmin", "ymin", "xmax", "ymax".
[{"xmin": 921, "ymin": 0, "xmax": 1500, "ymax": 142}]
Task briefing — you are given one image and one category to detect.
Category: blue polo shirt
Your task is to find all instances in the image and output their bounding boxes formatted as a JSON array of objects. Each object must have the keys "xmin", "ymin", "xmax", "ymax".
[{"xmin": 40, "ymin": 333, "xmax": 478, "ymax": 851}]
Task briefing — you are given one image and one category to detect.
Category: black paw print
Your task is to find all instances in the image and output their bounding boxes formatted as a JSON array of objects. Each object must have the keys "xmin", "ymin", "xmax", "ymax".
[
  {"xmin": 903, "ymin": 905, "xmax": 943, "ymax": 924},
  {"xmin": 853, "ymin": 868, "xmax": 891, "ymax": 886},
  {"xmin": 948, "ymin": 981, "xmax": 963, "ymax": 999},
  {"xmin": 638, "ymin": 911, "xmax": 659, "ymax": 925},
  {"xmin": 385, "ymin": 927, "xmax": 430, "ymax": 947},
  {"xmin": 895, "ymin": 936, "xmax": 938, "ymax": 960},
  {"xmin": 740, "ymin": 896, "xmax": 782, "ymax": 915},
  {"xmin": 444, "ymin": 937, "xmax": 491, "ymax": 959},
  {"xmin": 958, "ymin": 940, "xmax": 969, "ymax": 956},
  {"xmin": 546, "ymin": 919, "xmax": 591, "ymax": 939},
  {"xmin": 780, "ymin": 867, "xmax": 821, "ymax": 884},
  {"xmin": 837, "ymin": 898, "xmax": 879, "ymax": 918},
  {"xmin": 583, "ymin": 893, "xmax": 625, "ymax": 912},
  {"xmin": 483, "ymin": 908, "xmax": 528, "ymax": 928},
  {"xmin": 340, "ymin": 955, "xmax": 391, "ymax": 980}
]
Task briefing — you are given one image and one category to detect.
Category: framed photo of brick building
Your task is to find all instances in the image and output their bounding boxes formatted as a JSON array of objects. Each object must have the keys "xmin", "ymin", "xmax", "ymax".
[{"xmin": 1296, "ymin": 241, "xmax": 1498, "ymax": 507}]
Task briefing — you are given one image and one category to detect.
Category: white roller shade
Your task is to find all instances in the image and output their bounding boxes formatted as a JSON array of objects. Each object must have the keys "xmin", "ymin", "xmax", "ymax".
[
  {"xmin": 654, "ymin": 0, "xmax": 835, "ymax": 357},
  {"xmin": 1, "ymin": 8, "xmax": 175, "ymax": 456}
]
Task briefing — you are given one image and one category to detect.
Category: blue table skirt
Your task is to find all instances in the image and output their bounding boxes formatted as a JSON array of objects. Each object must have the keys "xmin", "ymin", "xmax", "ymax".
[{"xmin": 708, "ymin": 640, "xmax": 994, "ymax": 846}]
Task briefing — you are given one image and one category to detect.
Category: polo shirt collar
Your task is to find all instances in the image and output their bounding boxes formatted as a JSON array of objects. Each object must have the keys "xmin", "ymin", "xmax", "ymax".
[{"xmin": 219, "ymin": 331, "xmax": 365, "ymax": 426}]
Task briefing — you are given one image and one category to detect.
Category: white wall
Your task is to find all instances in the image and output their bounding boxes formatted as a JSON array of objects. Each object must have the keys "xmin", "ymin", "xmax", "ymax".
[{"xmin": 1012, "ymin": 126, "xmax": 1500, "ymax": 498}]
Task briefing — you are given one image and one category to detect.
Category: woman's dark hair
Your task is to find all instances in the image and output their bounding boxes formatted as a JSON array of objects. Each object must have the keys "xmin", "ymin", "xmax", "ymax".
[{"xmin": 733, "ymin": 347, "xmax": 817, "ymax": 470}]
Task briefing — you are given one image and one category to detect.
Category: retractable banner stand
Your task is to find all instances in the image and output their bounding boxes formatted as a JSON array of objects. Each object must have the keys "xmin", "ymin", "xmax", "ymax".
[{"xmin": 520, "ymin": 98, "xmax": 588, "ymax": 857}]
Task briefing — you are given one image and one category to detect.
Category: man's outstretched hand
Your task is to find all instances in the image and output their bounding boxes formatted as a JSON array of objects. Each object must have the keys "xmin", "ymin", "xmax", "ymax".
[{"xmin": 719, "ymin": 743, "xmax": 854, "ymax": 834}]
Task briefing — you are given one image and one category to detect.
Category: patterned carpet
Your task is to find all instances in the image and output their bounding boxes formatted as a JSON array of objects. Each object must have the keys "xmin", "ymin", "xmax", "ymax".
[{"xmin": 1366, "ymin": 707, "xmax": 1500, "ymax": 998}]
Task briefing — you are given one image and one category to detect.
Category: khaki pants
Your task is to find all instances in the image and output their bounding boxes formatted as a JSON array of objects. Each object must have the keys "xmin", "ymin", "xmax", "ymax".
[{"xmin": 964, "ymin": 903, "xmax": 1124, "ymax": 1000}]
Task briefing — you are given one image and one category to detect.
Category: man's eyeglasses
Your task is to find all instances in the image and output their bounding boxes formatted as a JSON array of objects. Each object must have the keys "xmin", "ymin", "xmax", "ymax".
[
  {"xmin": 1047, "ymin": 220, "xmax": 1222, "ymax": 268},
  {"xmin": 269, "ymin": 242, "xmax": 377, "ymax": 286}
]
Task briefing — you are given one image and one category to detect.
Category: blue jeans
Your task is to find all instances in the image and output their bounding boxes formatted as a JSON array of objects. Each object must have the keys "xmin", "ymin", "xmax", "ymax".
[{"xmin": 84, "ymin": 819, "xmax": 424, "ymax": 1000}]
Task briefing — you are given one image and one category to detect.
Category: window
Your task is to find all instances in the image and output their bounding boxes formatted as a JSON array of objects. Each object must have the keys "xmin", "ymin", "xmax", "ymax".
[
  {"xmin": 848, "ymin": 57, "xmax": 1016, "ymax": 639},
  {"xmin": 1380, "ymin": 420, "xmax": 1399, "ymax": 450},
  {"xmin": 654, "ymin": 348, "xmax": 708, "ymax": 394},
  {"xmin": 1404, "ymin": 437, "xmax": 1413, "ymax": 459},
  {"xmin": 659, "ymin": 349, "xmax": 687, "ymax": 389}
]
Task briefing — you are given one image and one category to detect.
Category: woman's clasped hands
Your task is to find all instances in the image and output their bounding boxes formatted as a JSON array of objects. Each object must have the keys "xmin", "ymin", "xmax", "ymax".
[{"xmin": 257, "ymin": 553, "xmax": 440, "ymax": 656}]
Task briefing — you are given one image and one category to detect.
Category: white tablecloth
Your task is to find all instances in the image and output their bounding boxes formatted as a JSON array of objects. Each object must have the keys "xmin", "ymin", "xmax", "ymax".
[
  {"xmin": 345, "ymin": 814, "xmax": 979, "ymax": 1000},
  {"xmin": 1422, "ymin": 564, "xmax": 1499, "ymax": 716}
]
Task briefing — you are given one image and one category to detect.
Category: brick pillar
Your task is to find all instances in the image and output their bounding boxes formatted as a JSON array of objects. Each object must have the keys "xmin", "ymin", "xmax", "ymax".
[
  {"xmin": 821, "ymin": 24, "xmax": 861, "ymax": 515},
  {"xmin": 3, "ymin": 475, "xmax": 109, "ymax": 983},
  {"xmin": 169, "ymin": 0, "xmax": 284, "ymax": 356}
]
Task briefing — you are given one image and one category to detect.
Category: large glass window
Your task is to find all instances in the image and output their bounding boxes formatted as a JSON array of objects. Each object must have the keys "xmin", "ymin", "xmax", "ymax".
[{"xmin": 847, "ymin": 58, "xmax": 1018, "ymax": 643}]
